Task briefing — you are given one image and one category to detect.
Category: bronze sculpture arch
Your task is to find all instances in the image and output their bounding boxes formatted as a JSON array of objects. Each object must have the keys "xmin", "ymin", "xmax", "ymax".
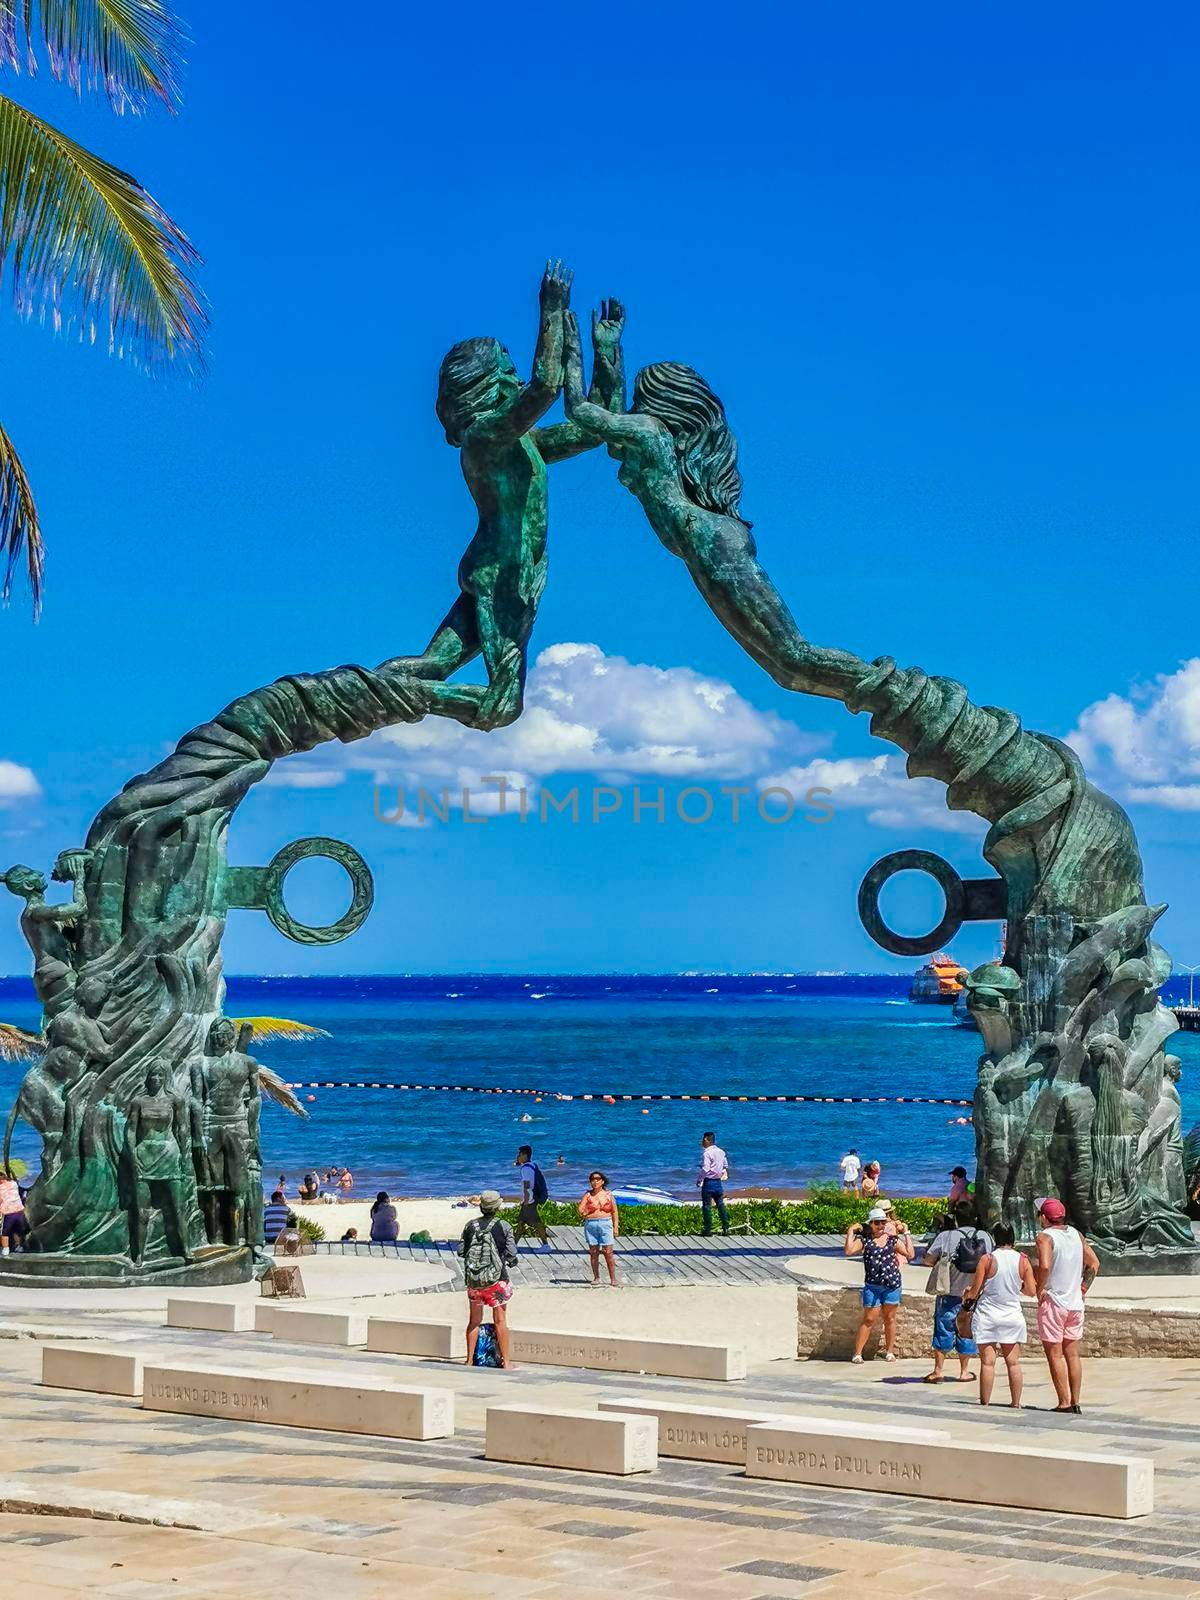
[{"xmin": 3, "ymin": 267, "xmax": 1193, "ymax": 1284}]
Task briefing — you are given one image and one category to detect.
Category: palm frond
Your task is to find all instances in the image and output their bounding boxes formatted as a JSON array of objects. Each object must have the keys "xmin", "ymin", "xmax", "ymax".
[
  {"xmin": 0, "ymin": 1020, "xmax": 43, "ymax": 1061},
  {"xmin": 233, "ymin": 1017, "xmax": 332, "ymax": 1044},
  {"xmin": 0, "ymin": 0, "xmax": 184, "ymax": 112},
  {"xmin": 257, "ymin": 1065, "xmax": 308, "ymax": 1119},
  {"xmin": 0, "ymin": 417, "xmax": 41, "ymax": 611},
  {"xmin": 0, "ymin": 93, "xmax": 206, "ymax": 366}
]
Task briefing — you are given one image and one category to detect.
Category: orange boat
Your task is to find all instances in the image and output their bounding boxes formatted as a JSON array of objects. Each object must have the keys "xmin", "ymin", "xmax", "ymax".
[{"xmin": 909, "ymin": 952, "xmax": 968, "ymax": 1004}]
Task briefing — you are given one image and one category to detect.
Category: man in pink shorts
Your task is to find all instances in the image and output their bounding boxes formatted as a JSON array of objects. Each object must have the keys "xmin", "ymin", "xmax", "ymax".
[{"xmin": 1034, "ymin": 1197, "xmax": 1100, "ymax": 1414}]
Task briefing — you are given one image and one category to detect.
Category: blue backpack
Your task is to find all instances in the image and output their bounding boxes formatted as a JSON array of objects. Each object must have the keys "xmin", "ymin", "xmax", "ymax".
[
  {"xmin": 531, "ymin": 1163, "xmax": 549, "ymax": 1204},
  {"xmin": 473, "ymin": 1324, "xmax": 502, "ymax": 1367}
]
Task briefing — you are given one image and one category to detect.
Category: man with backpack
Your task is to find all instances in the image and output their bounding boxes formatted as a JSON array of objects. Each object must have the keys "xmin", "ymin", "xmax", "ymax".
[
  {"xmin": 458, "ymin": 1190, "xmax": 519, "ymax": 1368},
  {"xmin": 513, "ymin": 1144, "xmax": 551, "ymax": 1249},
  {"xmin": 921, "ymin": 1199, "xmax": 993, "ymax": 1383}
]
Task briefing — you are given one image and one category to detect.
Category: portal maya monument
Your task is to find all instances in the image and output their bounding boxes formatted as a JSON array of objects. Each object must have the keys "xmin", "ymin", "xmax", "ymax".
[{"xmin": 4, "ymin": 263, "xmax": 1194, "ymax": 1284}]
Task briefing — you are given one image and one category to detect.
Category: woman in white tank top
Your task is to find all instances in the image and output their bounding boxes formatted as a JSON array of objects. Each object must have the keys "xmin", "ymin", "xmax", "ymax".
[{"xmin": 964, "ymin": 1222, "xmax": 1037, "ymax": 1407}]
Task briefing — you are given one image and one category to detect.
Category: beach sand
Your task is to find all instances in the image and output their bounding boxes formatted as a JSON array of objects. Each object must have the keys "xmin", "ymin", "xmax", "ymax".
[{"xmin": 288, "ymin": 1196, "xmax": 479, "ymax": 1241}]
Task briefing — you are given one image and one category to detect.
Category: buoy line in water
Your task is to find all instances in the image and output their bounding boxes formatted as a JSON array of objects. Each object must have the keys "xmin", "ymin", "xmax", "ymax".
[{"xmin": 283, "ymin": 1082, "xmax": 974, "ymax": 1106}]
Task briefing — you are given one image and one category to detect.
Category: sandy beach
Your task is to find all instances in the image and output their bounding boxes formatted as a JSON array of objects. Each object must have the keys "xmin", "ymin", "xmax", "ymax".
[{"xmin": 288, "ymin": 1195, "xmax": 487, "ymax": 1241}]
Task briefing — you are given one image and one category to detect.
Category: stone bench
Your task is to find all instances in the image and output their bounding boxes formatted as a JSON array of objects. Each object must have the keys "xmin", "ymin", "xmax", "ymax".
[
  {"xmin": 487, "ymin": 1404, "xmax": 657, "ymax": 1475},
  {"xmin": 598, "ymin": 1397, "xmax": 948, "ymax": 1464},
  {"xmin": 142, "ymin": 1362, "xmax": 454, "ymax": 1439},
  {"xmin": 367, "ymin": 1317, "xmax": 464, "ymax": 1360},
  {"xmin": 746, "ymin": 1421, "xmax": 1154, "ymax": 1519},
  {"xmin": 167, "ymin": 1297, "xmax": 257, "ymax": 1333},
  {"xmin": 509, "ymin": 1327, "xmax": 745, "ymax": 1381},
  {"xmin": 41, "ymin": 1344, "xmax": 144, "ymax": 1397},
  {"xmin": 267, "ymin": 1307, "xmax": 367, "ymax": 1346}
]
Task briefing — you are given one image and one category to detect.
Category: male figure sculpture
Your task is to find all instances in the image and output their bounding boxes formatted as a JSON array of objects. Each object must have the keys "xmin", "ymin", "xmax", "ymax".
[
  {"xmin": 192, "ymin": 1019, "xmax": 261, "ymax": 1249},
  {"xmin": 384, "ymin": 266, "xmax": 625, "ymax": 730}
]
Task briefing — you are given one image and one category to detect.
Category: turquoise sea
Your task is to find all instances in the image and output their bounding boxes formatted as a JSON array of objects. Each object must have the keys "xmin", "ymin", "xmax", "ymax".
[{"xmin": 2, "ymin": 974, "xmax": 1198, "ymax": 1199}]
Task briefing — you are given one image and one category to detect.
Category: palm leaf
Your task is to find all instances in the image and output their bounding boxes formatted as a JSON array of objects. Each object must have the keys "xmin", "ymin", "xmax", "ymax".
[
  {"xmin": 0, "ymin": 417, "xmax": 41, "ymax": 610},
  {"xmin": 233, "ymin": 1017, "xmax": 332, "ymax": 1044},
  {"xmin": 0, "ymin": 1020, "xmax": 43, "ymax": 1061},
  {"xmin": 0, "ymin": 0, "xmax": 184, "ymax": 112},
  {"xmin": 257, "ymin": 1065, "xmax": 308, "ymax": 1119},
  {"xmin": 0, "ymin": 93, "xmax": 206, "ymax": 366}
]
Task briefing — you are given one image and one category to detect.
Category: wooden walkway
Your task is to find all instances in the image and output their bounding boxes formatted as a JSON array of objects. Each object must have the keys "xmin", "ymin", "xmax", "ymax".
[{"xmin": 315, "ymin": 1230, "xmax": 843, "ymax": 1288}]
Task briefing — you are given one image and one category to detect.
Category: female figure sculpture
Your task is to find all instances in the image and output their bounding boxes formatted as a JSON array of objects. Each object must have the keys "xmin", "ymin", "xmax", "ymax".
[
  {"xmin": 561, "ymin": 307, "xmax": 1192, "ymax": 1259},
  {"xmin": 125, "ymin": 1063, "xmax": 197, "ymax": 1266},
  {"xmin": 2, "ymin": 851, "xmax": 92, "ymax": 1020}
]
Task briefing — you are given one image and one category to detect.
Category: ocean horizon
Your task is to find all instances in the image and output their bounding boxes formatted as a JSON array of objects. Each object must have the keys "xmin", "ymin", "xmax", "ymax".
[{"xmin": 4, "ymin": 973, "xmax": 1198, "ymax": 1200}]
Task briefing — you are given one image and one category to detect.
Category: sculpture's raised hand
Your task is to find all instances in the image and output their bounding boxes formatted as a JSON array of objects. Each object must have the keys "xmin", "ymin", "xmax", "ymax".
[
  {"xmin": 562, "ymin": 310, "xmax": 586, "ymax": 413},
  {"xmin": 539, "ymin": 259, "xmax": 573, "ymax": 312},
  {"xmin": 591, "ymin": 298, "xmax": 625, "ymax": 357}
]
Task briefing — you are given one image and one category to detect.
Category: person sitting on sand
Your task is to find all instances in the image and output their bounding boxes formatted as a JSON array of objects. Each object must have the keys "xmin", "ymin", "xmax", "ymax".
[
  {"xmin": 341, "ymin": 1226, "xmax": 359, "ymax": 1242},
  {"xmin": 369, "ymin": 1191, "xmax": 399, "ymax": 1243},
  {"xmin": 262, "ymin": 1189, "xmax": 289, "ymax": 1245},
  {"xmin": 369, "ymin": 1196, "xmax": 401, "ymax": 1241}
]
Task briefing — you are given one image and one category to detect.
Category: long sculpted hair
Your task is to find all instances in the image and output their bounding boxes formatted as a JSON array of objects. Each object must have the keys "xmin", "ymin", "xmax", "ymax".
[
  {"xmin": 632, "ymin": 361, "xmax": 747, "ymax": 524},
  {"xmin": 436, "ymin": 337, "xmax": 515, "ymax": 446}
]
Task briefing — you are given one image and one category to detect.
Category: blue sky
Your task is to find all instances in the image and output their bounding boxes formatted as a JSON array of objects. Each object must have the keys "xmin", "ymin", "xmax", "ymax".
[{"xmin": 1, "ymin": 0, "xmax": 1199, "ymax": 975}]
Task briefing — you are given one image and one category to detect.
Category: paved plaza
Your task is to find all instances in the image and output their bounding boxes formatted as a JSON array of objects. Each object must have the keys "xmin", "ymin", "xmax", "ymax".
[
  {"xmin": 323, "ymin": 1228, "xmax": 850, "ymax": 1287},
  {"xmin": 4, "ymin": 1301, "xmax": 1200, "ymax": 1599}
]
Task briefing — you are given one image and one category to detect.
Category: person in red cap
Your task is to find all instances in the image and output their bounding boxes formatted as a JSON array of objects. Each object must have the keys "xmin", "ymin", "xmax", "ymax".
[{"xmin": 1034, "ymin": 1197, "xmax": 1100, "ymax": 1414}]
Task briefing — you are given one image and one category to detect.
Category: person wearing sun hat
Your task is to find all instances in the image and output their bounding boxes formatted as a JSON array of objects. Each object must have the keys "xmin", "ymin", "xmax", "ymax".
[
  {"xmin": 844, "ymin": 1205, "xmax": 914, "ymax": 1362},
  {"xmin": 1034, "ymin": 1196, "xmax": 1100, "ymax": 1414}
]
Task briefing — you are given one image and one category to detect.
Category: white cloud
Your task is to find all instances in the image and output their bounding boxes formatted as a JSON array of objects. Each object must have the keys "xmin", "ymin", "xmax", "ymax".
[
  {"xmin": 356, "ymin": 643, "xmax": 819, "ymax": 798},
  {"xmin": 0, "ymin": 760, "xmax": 40, "ymax": 806},
  {"xmin": 1067, "ymin": 658, "xmax": 1200, "ymax": 811},
  {"xmin": 263, "ymin": 764, "xmax": 346, "ymax": 790},
  {"xmin": 760, "ymin": 754, "xmax": 986, "ymax": 836}
]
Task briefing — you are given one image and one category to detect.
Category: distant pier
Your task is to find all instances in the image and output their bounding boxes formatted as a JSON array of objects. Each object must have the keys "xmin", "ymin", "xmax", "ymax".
[{"xmin": 1172, "ymin": 1006, "xmax": 1200, "ymax": 1032}]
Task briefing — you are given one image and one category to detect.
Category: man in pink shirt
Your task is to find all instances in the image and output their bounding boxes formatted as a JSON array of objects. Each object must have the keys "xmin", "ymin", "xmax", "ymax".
[{"xmin": 696, "ymin": 1131, "xmax": 730, "ymax": 1237}]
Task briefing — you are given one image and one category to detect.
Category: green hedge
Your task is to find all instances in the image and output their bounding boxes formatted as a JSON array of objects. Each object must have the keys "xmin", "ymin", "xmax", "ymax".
[{"xmin": 502, "ymin": 1189, "xmax": 946, "ymax": 1237}]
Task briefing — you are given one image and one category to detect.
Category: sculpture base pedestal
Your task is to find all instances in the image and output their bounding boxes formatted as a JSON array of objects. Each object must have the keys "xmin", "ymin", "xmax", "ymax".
[
  {"xmin": 0, "ymin": 1245, "xmax": 254, "ymax": 1290},
  {"xmin": 1092, "ymin": 1248, "xmax": 1200, "ymax": 1278}
]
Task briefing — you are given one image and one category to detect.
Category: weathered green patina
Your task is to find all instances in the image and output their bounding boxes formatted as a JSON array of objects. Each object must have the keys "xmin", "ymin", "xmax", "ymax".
[{"xmin": 1, "ymin": 273, "xmax": 1192, "ymax": 1284}]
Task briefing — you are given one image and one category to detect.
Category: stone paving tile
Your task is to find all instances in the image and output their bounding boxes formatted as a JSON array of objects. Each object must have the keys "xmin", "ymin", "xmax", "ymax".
[
  {"xmin": 6, "ymin": 1340, "xmax": 1200, "ymax": 1596},
  {"xmin": 730, "ymin": 1559, "xmax": 840, "ymax": 1582}
]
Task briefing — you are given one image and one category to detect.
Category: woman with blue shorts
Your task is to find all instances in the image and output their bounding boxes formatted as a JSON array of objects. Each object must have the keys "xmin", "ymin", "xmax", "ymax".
[
  {"xmin": 845, "ymin": 1206, "xmax": 914, "ymax": 1362},
  {"xmin": 578, "ymin": 1171, "xmax": 620, "ymax": 1286}
]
